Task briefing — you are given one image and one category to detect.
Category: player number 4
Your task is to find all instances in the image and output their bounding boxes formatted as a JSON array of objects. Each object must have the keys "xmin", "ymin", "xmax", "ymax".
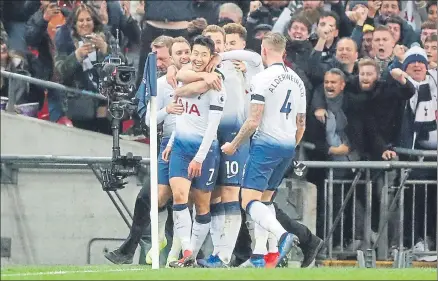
[{"xmin": 280, "ymin": 90, "xmax": 292, "ymax": 119}]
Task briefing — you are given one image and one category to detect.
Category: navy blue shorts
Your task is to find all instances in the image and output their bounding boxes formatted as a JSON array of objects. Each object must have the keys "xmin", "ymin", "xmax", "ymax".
[
  {"xmin": 242, "ymin": 142, "xmax": 295, "ymax": 192},
  {"xmin": 216, "ymin": 126, "xmax": 249, "ymax": 187},
  {"xmin": 158, "ymin": 137, "xmax": 170, "ymax": 186},
  {"xmin": 169, "ymin": 140, "xmax": 220, "ymax": 191}
]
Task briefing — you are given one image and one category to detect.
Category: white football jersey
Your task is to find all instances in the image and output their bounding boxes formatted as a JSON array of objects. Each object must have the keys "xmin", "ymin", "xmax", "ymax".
[
  {"xmin": 250, "ymin": 63, "xmax": 306, "ymax": 148},
  {"xmin": 173, "ymin": 87, "xmax": 226, "ymax": 154},
  {"xmin": 145, "ymin": 76, "xmax": 176, "ymax": 138},
  {"xmin": 217, "ymin": 61, "xmax": 246, "ymax": 128}
]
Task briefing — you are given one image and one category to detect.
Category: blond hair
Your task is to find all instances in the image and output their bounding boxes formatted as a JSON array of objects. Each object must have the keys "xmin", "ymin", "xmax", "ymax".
[
  {"xmin": 202, "ymin": 25, "xmax": 226, "ymax": 41},
  {"xmin": 170, "ymin": 36, "xmax": 190, "ymax": 55},
  {"xmin": 262, "ymin": 32, "xmax": 287, "ymax": 53},
  {"xmin": 224, "ymin": 23, "xmax": 247, "ymax": 41},
  {"xmin": 358, "ymin": 57, "xmax": 380, "ymax": 74},
  {"xmin": 150, "ymin": 35, "xmax": 174, "ymax": 50}
]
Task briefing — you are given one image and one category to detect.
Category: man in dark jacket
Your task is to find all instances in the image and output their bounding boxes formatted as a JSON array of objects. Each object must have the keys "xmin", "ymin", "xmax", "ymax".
[{"xmin": 364, "ymin": 0, "xmax": 419, "ymax": 47}]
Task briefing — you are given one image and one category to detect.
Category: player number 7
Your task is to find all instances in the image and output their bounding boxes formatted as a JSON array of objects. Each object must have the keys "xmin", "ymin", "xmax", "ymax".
[{"xmin": 280, "ymin": 89, "xmax": 292, "ymax": 119}]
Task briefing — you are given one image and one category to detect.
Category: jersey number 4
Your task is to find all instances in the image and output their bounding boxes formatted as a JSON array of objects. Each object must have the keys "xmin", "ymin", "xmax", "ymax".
[{"xmin": 280, "ymin": 90, "xmax": 292, "ymax": 119}]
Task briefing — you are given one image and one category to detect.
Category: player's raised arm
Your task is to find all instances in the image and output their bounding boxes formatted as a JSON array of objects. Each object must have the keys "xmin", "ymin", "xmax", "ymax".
[
  {"xmin": 219, "ymin": 49, "xmax": 262, "ymax": 67},
  {"xmin": 194, "ymin": 88, "xmax": 227, "ymax": 163}
]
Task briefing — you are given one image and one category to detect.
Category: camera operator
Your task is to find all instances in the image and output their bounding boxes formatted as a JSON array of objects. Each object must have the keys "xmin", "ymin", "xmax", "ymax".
[{"xmin": 54, "ymin": 3, "xmax": 116, "ymax": 134}]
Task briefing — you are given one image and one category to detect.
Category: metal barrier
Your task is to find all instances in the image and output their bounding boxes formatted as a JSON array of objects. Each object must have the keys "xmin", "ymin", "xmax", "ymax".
[
  {"xmin": 1, "ymin": 70, "xmax": 106, "ymax": 114},
  {"xmin": 1, "ymin": 151, "xmax": 436, "ymax": 266},
  {"xmin": 313, "ymin": 150, "xmax": 437, "ymax": 266},
  {"xmin": 0, "ymin": 155, "xmax": 151, "ymax": 264}
]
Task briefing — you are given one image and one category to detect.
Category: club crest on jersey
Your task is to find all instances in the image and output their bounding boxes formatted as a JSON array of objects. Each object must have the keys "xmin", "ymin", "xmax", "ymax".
[
  {"xmin": 218, "ymin": 94, "xmax": 225, "ymax": 104},
  {"xmin": 177, "ymin": 98, "xmax": 200, "ymax": 116}
]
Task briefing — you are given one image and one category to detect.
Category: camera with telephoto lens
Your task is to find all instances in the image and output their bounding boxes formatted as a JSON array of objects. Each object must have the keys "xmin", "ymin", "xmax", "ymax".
[
  {"xmin": 95, "ymin": 47, "xmax": 143, "ymax": 191},
  {"xmin": 98, "ymin": 55, "xmax": 137, "ymax": 105}
]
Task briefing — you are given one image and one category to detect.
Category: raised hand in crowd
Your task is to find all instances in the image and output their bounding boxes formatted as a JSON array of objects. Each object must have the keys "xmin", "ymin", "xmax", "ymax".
[
  {"xmin": 99, "ymin": 0, "xmax": 108, "ymax": 25},
  {"xmin": 367, "ymin": 0, "xmax": 382, "ymax": 18},
  {"xmin": 393, "ymin": 44, "xmax": 408, "ymax": 62},
  {"xmin": 120, "ymin": 0, "xmax": 131, "ymax": 17},
  {"xmin": 390, "ymin": 68, "xmax": 409, "ymax": 85},
  {"xmin": 43, "ymin": 2, "xmax": 61, "ymax": 22}
]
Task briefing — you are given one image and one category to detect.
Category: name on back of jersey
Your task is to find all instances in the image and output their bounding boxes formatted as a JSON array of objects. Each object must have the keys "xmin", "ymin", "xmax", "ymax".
[{"xmin": 268, "ymin": 73, "xmax": 305, "ymax": 97}]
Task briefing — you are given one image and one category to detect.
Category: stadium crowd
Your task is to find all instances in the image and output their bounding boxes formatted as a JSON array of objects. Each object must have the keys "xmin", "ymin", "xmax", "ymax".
[{"xmin": 0, "ymin": 0, "xmax": 436, "ymax": 266}]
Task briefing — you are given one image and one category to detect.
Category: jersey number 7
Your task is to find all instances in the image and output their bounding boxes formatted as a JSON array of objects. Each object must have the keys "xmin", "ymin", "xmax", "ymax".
[{"xmin": 280, "ymin": 90, "xmax": 292, "ymax": 119}]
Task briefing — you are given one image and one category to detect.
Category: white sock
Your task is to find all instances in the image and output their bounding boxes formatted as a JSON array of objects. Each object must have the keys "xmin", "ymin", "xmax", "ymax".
[
  {"xmin": 246, "ymin": 216, "xmax": 256, "ymax": 250},
  {"xmin": 218, "ymin": 201, "xmax": 242, "ymax": 263},
  {"xmin": 191, "ymin": 213, "xmax": 211, "ymax": 259},
  {"xmin": 172, "ymin": 204, "xmax": 192, "ymax": 252},
  {"xmin": 247, "ymin": 201, "xmax": 287, "ymax": 241},
  {"xmin": 253, "ymin": 219, "xmax": 269, "ymax": 255},
  {"xmin": 210, "ymin": 203, "xmax": 225, "ymax": 255},
  {"xmin": 266, "ymin": 203, "xmax": 278, "ymax": 253},
  {"xmin": 168, "ymin": 235, "xmax": 182, "ymax": 259},
  {"xmin": 158, "ymin": 207, "xmax": 168, "ymax": 242}
]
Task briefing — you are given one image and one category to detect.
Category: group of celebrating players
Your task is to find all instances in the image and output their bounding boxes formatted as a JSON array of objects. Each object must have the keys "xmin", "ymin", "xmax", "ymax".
[{"xmin": 107, "ymin": 23, "xmax": 323, "ymax": 269}]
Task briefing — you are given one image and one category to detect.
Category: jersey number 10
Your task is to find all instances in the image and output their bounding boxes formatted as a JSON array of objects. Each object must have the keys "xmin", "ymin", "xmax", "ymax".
[{"xmin": 280, "ymin": 90, "xmax": 292, "ymax": 119}]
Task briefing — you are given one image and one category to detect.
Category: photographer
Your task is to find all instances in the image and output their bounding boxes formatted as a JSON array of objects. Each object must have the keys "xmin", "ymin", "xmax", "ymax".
[{"xmin": 54, "ymin": 3, "xmax": 116, "ymax": 134}]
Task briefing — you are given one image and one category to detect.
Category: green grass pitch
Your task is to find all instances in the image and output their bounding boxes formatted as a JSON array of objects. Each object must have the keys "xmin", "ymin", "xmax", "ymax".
[{"xmin": 1, "ymin": 265, "xmax": 436, "ymax": 280}]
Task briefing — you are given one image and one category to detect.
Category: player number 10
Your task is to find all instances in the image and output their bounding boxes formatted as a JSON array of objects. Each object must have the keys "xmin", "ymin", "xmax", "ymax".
[
  {"xmin": 225, "ymin": 161, "xmax": 238, "ymax": 175},
  {"xmin": 280, "ymin": 89, "xmax": 292, "ymax": 119}
]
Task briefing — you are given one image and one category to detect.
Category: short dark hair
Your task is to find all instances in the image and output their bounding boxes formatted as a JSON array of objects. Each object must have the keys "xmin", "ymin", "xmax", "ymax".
[
  {"xmin": 425, "ymin": 34, "xmax": 438, "ymax": 43},
  {"xmin": 385, "ymin": 15, "xmax": 404, "ymax": 28},
  {"xmin": 317, "ymin": 11, "xmax": 340, "ymax": 30},
  {"xmin": 287, "ymin": 16, "xmax": 311, "ymax": 34},
  {"xmin": 192, "ymin": 35, "xmax": 215, "ymax": 55},
  {"xmin": 326, "ymin": 68, "xmax": 346, "ymax": 82}
]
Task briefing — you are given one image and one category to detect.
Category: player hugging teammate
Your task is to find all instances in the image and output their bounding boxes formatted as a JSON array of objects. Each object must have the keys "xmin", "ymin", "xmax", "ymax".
[{"xmin": 110, "ymin": 25, "xmax": 324, "ymax": 269}]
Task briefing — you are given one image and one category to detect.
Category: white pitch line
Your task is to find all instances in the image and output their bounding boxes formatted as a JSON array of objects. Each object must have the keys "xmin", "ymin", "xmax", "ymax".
[{"xmin": 1, "ymin": 267, "xmax": 145, "ymax": 277}]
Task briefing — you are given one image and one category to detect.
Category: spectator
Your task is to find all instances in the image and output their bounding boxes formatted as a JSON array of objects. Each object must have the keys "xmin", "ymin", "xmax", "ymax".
[
  {"xmin": 401, "ymin": 45, "xmax": 437, "ymax": 151},
  {"xmin": 0, "ymin": 25, "xmax": 33, "ymax": 106},
  {"xmin": 420, "ymin": 21, "xmax": 437, "ymax": 45},
  {"xmin": 136, "ymin": 1, "xmax": 192, "ymax": 88},
  {"xmin": 307, "ymin": 68, "xmax": 363, "ymax": 249},
  {"xmin": 360, "ymin": 24, "xmax": 374, "ymax": 58},
  {"xmin": 385, "ymin": 16, "xmax": 405, "ymax": 45},
  {"xmin": 54, "ymin": 3, "xmax": 115, "ymax": 134},
  {"xmin": 351, "ymin": 59, "xmax": 415, "ymax": 160},
  {"xmin": 426, "ymin": 1, "xmax": 437, "ymax": 22},
  {"xmin": 192, "ymin": 0, "xmax": 219, "ymax": 26},
  {"xmin": 1, "ymin": 1, "xmax": 40, "ymax": 53},
  {"xmin": 219, "ymin": 2, "xmax": 243, "ymax": 24},
  {"xmin": 284, "ymin": 16, "xmax": 313, "ymax": 74},
  {"xmin": 371, "ymin": 25, "xmax": 396, "ymax": 76},
  {"xmin": 25, "ymin": 1, "xmax": 72, "ymax": 124},
  {"xmin": 312, "ymin": 11, "xmax": 341, "ymax": 61},
  {"xmin": 365, "ymin": 0, "xmax": 419, "ymax": 47},
  {"xmin": 424, "ymin": 34, "xmax": 437, "ymax": 69},
  {"xmin": 87, "ymin": 0, "xmax": 140, "ymax": 52}
]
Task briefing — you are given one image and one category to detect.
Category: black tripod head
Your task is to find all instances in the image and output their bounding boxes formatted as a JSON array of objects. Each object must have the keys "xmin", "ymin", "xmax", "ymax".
[{"xmin": 100, "ymin": 99, "xmax": 143, "ymax": 191}]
